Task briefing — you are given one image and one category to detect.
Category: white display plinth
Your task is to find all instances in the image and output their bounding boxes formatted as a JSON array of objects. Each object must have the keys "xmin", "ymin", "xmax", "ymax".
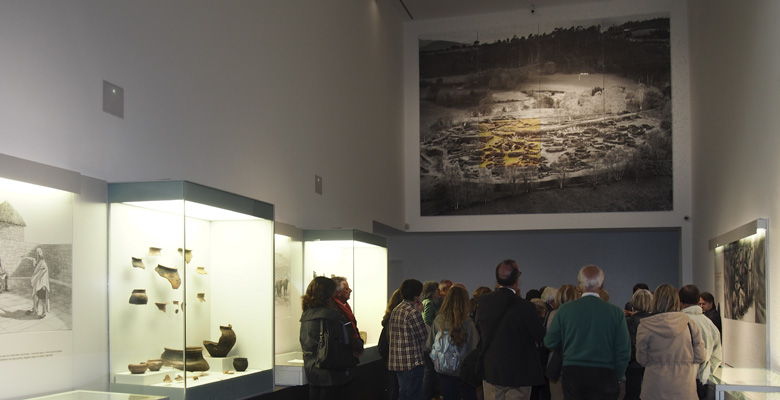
[
  {"xmin": 28, "ymin": 390, "xmax": 168, "ymax": 400},
  {"xmin": 204, "ymin": 356, "xmax": 236, "ymax": 371},
  {"xmin": 150, "ymin": 369, "xmax": 261, "ymax": 388},
  {"xmin": 114, "ymin": 368, "xmax": 177, "ymax": 385},
  {"xmin": 712, "ymin": 367, "xmax": 780, "ymax": 400}
]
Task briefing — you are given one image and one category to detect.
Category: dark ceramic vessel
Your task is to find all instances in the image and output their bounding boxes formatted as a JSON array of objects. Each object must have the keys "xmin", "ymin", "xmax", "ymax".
[
  {"xmin": 129, "ymin": 289, "xmax": 148, "ymax": 305},
  {"xmin": 128, "ymin": 363, "xmax": 148, "ymax": 374},
  {"xmin": 203, "ymin": 324, "xmax": 236, "ymax": 357},
  {"xmin": 161, "ymin": 347, "xmax": 210, "ymax": 372},
  {"xmin": 147, "ymin": 359, "xmax": 163, "ymax": 371},
  {"xmin": 233, "ymin": 357, "xmax": 248, "ymax": 372}
]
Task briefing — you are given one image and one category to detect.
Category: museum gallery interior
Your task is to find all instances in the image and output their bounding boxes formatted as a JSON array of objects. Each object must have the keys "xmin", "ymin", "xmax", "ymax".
[{"xmin": 0, "ymin": 0, "xmax": 778, "ymax": 399}]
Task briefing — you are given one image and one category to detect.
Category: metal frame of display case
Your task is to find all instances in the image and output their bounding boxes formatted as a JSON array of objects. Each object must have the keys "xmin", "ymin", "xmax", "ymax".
[
  {"xmin": 107, "ymin": 181, "xmax": 274, "ymax": 400},
  {"xmin": 712, "ymin": 367, "xmax": 780, "ymax": 400}
]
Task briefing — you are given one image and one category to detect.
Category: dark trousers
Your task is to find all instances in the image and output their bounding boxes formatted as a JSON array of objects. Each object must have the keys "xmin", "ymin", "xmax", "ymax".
[
  {"xmin": 385, "ymin": 368, "xmax": 399, "ymax": 400},
  {"xmin": 561, "ymin": 366, "xmax": 618, "ymax": 400},
  {"xmin": 309, "ymin": 383, "xmax": 349, "ymax": 400},
  {"xmin": 624, "ymin": 367, "xmax": 644, "ymax": 400},
  {"xmin": 438, "ymin": 373, "xmax": 478, "ymax": 400},
  {"xmin": 423, "ymin": 354, "xmax": 440, "ymax": 399},
  {"xmin": 397, "ymin": 365, "xmax": 425, "ymax": 400}
]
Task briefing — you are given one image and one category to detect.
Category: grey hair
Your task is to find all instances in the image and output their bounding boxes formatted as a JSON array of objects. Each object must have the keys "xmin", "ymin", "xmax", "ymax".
[
  {"xmin": 577, "ymin": 265, "xmax": 605, "ymax": 291},
  {"xmin": 541, "ymin": 287, "xmax": 558, "ymax": 305}
]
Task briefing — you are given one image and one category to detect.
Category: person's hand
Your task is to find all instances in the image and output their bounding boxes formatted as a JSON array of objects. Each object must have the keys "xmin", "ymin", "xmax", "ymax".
[
  {"xmin": 618, "ymin": 380, "xmax": 626, "ymax": 400},
  {"xmin": 414, "ymin": 300, "xmax": 423, "ymax": 312}
]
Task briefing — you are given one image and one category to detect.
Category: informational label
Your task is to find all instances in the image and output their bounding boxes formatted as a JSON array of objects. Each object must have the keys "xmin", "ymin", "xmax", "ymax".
[{"xmin": 0, "ymin": 349, "xmax": 63, "ymax": 362}]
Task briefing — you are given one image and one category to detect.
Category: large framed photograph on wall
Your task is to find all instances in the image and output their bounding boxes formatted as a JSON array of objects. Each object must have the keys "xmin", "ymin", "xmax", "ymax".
[
  {"xmin": 711, "ymin": 219, "xmax": 768, "ymax": 368},
  {"xmin": 419, "ymin": 14, "xmax": 672, "ymax": 216}
]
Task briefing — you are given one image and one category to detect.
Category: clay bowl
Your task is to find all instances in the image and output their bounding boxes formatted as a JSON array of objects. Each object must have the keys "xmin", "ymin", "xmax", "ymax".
[
  {"xmin": 161, "ymin": 346, "xmax": 209, "ymax": 372},
  {"xmin": 233, "ymin": 357, "xmax": 248, "ymax": 372},
  {"xmin": 128, "ymin": 362, "xmax": 148, "ymax": 374},
  {"xmin": 147, "ymin": 359, "xmax": 163, "ymax": 371},
  {"xmin": 129, "ymin": 289, "xmax": 148, "ymax": 305}
]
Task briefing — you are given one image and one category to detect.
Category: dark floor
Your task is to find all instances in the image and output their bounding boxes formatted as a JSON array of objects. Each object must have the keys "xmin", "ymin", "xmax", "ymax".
[{"xmin": 251, "ymin": 360, "xmax": 386, "ymax": 400}]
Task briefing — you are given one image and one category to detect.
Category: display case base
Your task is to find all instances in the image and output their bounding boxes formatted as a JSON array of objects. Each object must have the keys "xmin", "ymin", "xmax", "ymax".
[{"xmin": 274, "ymin": 351, "xmax": 306, "ymax": 386}]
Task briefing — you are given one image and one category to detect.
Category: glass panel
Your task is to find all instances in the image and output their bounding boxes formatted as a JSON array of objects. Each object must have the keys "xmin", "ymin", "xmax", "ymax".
[
  {"xmin": 108, "ymin": 199, "xmax": 186, "ymax": 399},
  {"xmin": 274, "ymin": 233, "xmax": 304, "ymax": 365},
  {"xmin": 183, "ymin": 200, "xmax": 274, "ymax": 388},
  {"xmin": 352, "ymin": 242, "xmax": 387, "ymax": 348},
  {"xmin": 0, "ymin": 177, "xmax": 74, "ymax": 399},
  {"xmin": 303, "ymin": 240, "xmax": 355, "ymax": 292}
]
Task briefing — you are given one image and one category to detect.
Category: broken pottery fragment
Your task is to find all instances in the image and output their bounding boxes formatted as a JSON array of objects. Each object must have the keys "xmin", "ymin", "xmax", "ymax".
[
  {"xmin": 131, "ymin": 257, "xmax": 145, "ymax": 269},
  {"xmin": 177, "ymin": 248, "xmax": 193, "ymax": 264},
  {"xmin": 155, "ymin": 302, "xmax": 167, "ymax": 312},
  {"xmin": 155, "ymin": 265, "xmax": 181, "ymax": 289},
  {"xmin": 129, "ymin": 289, "xmax": 148, "ymax": 305},
  {"xmin": 203, "ymin": 325, "xmax": 236, "ymax": 358},
  {"xmin": 197, "ymin": 293, "xmax": 206, "ymax": 302},
  {"xmin": 148, "ymin": 247, "xmax": 162, "ymax": 256}
]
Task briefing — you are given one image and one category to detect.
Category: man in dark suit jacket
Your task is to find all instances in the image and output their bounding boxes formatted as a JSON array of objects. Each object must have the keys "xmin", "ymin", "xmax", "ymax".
[{"xmin": 476, "ymin": 259, "xmax": 545, "ymax": 400}]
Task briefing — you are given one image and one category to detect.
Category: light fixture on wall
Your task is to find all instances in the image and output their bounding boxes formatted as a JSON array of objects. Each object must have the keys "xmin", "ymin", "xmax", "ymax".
[{"xmin": 708, "ymin": 218, "xmax": 767, "ymax": 250}]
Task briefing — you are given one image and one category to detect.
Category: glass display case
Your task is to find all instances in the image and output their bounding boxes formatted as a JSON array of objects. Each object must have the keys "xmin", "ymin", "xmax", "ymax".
[
  {"xmin": 272, "ymin": 223, "xmax": 305, "ymax": 386},
  {"xmin": 303, "ymin": 230, "xmax": 387, "ymax": 352},
  {"xmin": 108, "ymin": 181, "xmax": 274, "ymax": 400}
]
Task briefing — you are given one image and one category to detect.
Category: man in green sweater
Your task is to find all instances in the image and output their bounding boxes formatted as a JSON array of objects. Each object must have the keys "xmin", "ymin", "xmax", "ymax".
[{"xmin": 544, "ymin": 265, "xmax": 630, "ymax": 400}]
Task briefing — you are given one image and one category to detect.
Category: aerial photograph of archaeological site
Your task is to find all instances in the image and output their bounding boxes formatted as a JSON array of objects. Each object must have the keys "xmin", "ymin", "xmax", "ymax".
[{"xmin": 419, "ymin": 15, "xmax": 672, "ymax": 215}]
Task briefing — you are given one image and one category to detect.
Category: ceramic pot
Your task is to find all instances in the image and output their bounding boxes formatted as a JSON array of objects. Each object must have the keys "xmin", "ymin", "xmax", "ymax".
[
  {"xmin": 233, "ymin": 357, "xmax": 248, "ymax": 372},
  {"xmin": 203, "ymin": 324, "xmax": 236, "ymax": 358},
  {"xmin": 161, "ymin": 346, "xmax": 209, "ymax": 372},
  {"xmin": 129, "ymin": 289, "xmax": 148, "ymax": 305},
  {"xmin": 147, "ymin": 359, "xmax": 163, "ymax": 371},
  {"xmin": 155, "ymin": 265, "xmax": 181, "ymax": 289},
  {"xmin": 128, "ymin": 362, "xmax": 148, "ymax": 374}
]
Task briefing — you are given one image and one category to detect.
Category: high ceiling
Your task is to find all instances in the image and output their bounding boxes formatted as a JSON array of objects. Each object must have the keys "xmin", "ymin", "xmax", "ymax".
[{"xmin": 399, "ymin": 0, "xmax": 608, "ymax": 20}]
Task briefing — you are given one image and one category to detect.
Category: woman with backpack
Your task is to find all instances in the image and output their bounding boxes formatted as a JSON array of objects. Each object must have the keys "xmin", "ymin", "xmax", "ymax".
[
  {"xmin": 300, "ymin": 276, "xmax": 359, "ymax": 400},
  {"xmin": 427, "ymin": 285, "xmax": 480, "ymax": 400}
]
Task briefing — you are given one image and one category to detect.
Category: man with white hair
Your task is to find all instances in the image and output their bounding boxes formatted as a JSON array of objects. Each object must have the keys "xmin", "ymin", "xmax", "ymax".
[{"xmin": 544, "ymin": 265, "xmax": 630, "ymax": 400}]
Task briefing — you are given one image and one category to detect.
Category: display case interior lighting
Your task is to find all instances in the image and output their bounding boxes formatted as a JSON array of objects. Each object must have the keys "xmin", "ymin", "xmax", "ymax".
[
  {"xmin": 709, "ymin": 218, "xmax": 768, "ymax": 250},
  {"xmin": 122, "ymin": 200, "xmax": 260, "ymax": 221},
  {"xmin": 0, "ymin": 176, "xmax": 72, "ymax": 196},
  {"xmin": 307, "ymin": 239, "xmax": 382, "ymax": 249}
]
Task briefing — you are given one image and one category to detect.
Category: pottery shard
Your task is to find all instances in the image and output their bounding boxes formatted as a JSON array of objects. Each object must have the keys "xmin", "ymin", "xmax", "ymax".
[
  {"xmin": 155, "ymin": 265, "xmax": 181, "ymax": 289},
  {"xmin": 163, "ymin": 374, "xmax": 172, "ymax": 383},
  {"xmin": 131, "ymin": 257, "xmax": 145, "ymax": 269},
  {"xmin": 177, "ymin": 248, "xmax": 193, "ymax": 264},
  {"xmin": 155, "ymin": 302, "xmax": 167, "ymax": 312},
  {"xmin": 197, "ymin": 293, "xmax": 206, "ymax": 302},
  {"xmin": 149, "ymin": 247, "xmax": 162, "ymax": 256},
  {"xmin": 196, "ymin": 266, "xmax": 207, "ymax": 275}
]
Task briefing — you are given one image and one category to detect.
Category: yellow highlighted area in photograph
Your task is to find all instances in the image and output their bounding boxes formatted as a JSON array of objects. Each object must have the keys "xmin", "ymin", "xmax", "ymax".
[{"xmin": 480, "ymin": 118, "xmax": 542, "ymax": 168}]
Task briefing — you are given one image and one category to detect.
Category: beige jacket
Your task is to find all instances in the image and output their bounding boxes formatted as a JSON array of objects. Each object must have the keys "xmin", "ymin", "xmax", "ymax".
[
  {"xmin": 681, "ymin": 305, "xmax": 723, "ymax": 382},
  {"xmin": 637, "ymin": 312, "xmax": 705, "ymax": 400}
]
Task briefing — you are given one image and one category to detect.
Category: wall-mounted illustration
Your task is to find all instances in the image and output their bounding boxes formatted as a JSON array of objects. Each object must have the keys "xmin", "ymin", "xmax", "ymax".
[
  {"xmin": 419, "ymin": 14, "xmax": 672, "ymax": 215},
  {"xmin": 0, "ymin": 179, "xmax": 74, "ymax": 333},
  {"xmin": 711, "ymin": 218, "xmax": 768, "ymax": 368}
]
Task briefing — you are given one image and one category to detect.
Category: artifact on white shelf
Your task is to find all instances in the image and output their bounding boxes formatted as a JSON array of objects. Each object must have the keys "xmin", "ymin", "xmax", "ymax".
[
  {"xmin": 155, "ymin": 264, "xmax": 181, "ymax": 289},
  {"xmin": 129, "ymin": 289, "xmax": 148, "ymax": 305},
  {"xmin": 224, "ymin": 370, "xmax": 234, "ymax": 375},
  {"xmin": 155, "ymin": 302, "xmax": 166, "ymax": 312},
  {"xmin": 161, "ymin": 346, "xmax": 210, "ymax": 372},
  {"xmin": 148, "ymin": 247, "xmax": 162, "ymax": 256},
  {"xmin": 128, "ymin": 362, "xmax": 148, "ymax": 374},
  {"xmin": 147, "ymin": 359, "xmax": 163, "ymax": 371},
  {"xmin": 131, "ymin": 257, "xmax": 145, "ymax": 269},
  {"xmin": 174, "ymin": 375, "xmax": 183, "ymax": 382},
  {"xmin": 177, "ymin": 248, "xmax": 193, "ymax": 264},
  {"xmin": 197, "ymin": 293, "xmax": 206, "ymax": 302},
  {"xmin": 163, "ymin": 374, "xmax": 172, "ymax": 383},
  {"xmin": 233, "ymin": 357, "xmax": 248, "ymax": 372},
  {"xmin": 203, "ymin": 324, "xmax": 236, "ymax": 358},
  {"xmin": 196, "ymin": 266, "xmax": 207, "ymax": 275}
]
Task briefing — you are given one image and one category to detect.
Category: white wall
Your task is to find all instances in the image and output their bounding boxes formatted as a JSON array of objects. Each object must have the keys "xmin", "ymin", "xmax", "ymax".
[
  {"xmin": 688, "ymin": 0, "xmax": 780, "ymax": 371},
  {"xmin": 0, "ymin": 0, "xmax": 405, "ymax": 233},
  {"xmin": 402, "ymin": 0, "xmax": 693, "ymax": 282}
]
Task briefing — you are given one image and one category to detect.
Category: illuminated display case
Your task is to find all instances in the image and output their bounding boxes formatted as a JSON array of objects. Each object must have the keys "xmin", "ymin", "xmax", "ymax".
[
  {"xmin": 274, "ymin": 229, "xmax": 388, "ymax": 386},
  {"xmin": 303, "ymin": 230, "xmax": 387, "ymax": 351},
  {"xmin": 108, "ymin": 181, "xmax": 274, "ymax": 400},
  {"xmin": 272, "ymin": 223, "xmax": 305, "ymax": 386}
]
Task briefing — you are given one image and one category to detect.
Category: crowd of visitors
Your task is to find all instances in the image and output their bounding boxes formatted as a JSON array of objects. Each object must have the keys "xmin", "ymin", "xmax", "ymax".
[{"xmin": 299, "ymin": 262, "xmax": 724, "ymax": 400}]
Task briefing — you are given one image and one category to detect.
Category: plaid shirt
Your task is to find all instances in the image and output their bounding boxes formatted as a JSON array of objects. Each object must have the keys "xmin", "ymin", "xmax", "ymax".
[{"xmin": 388, "ymin": 300, "xmax": 427, "ymax": 371}]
